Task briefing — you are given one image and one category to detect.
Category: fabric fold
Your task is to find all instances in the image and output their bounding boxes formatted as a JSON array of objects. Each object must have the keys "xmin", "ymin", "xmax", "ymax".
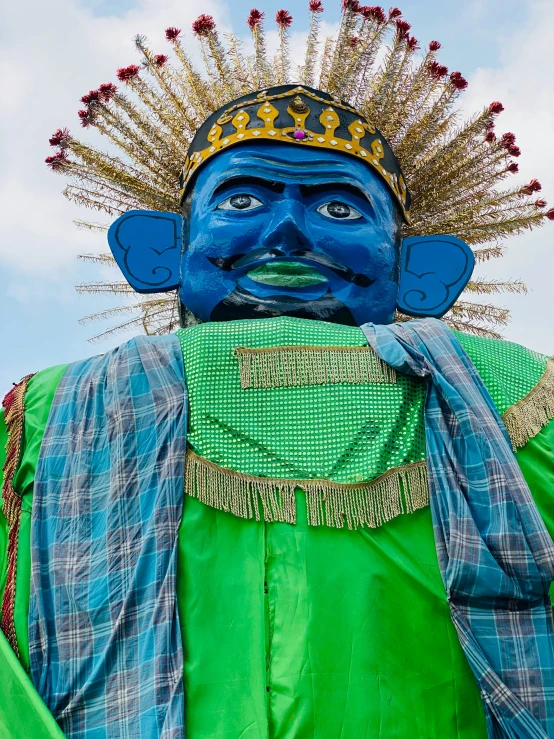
[
  {"xmin": 29, "ymin": 335, "xmax": 187, "ymax": 739},
  {"xmin": 362, "ymin": 318, "xmax": 554, "ymax": 739}
]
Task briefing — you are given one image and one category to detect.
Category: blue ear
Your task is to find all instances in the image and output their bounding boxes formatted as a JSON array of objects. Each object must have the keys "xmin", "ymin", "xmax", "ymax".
[
  {"xmin": 398, "ymin": 235, "xmax": 475, "ymax": 318},
  {"xmin": 107, "ymin": 210, "xmax": 183, "ymax": 293}
]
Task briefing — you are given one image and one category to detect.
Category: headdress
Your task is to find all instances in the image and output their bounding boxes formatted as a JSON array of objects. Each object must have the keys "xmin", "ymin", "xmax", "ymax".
[{"xmin": 46, "ymin": 2, "xmax": 554, "ymax": 340}]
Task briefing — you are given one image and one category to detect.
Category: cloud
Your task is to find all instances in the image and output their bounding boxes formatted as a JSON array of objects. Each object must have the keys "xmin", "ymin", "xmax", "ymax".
[
  {"xmin": 0, "ymin": 0, "xmax": 229, "ymax": 275},
  {"xmin": 461, "ymin": 0, "xmax": 554, "ymax": 351}
]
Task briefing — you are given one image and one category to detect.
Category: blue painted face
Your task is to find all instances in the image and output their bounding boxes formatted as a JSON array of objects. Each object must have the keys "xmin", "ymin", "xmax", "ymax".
[{"xmin": 179, "ymin": 142, "xmax": 402, "ymax": 326}]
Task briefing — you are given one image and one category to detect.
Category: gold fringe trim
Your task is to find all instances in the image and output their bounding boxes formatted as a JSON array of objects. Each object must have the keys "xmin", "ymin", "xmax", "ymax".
[
  {"xmin": 1, "ymin": 373, "xmax": 35, "ymax": 659},
  {"xmin": 233, "ymin": 345, "xmax": 396, "ymax": 389},
  {"xmin": 503, "ymin": 358, "xmax": 554, "ymax": 450},
  {"xmin": 185, "ymin": 449, "xmax": 428, "ymax": 530}
]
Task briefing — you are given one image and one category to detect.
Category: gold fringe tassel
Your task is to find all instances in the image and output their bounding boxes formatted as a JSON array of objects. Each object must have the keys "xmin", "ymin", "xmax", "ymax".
[
  {"xmin": 233, "ymin": 345, "xmax": 396, "ymax": 390},
  {"xmin": 185, "ymin": 449, "xmax": 428, "ymax": 530},
  {"xmin": 1, "ymin": 373, "xmax": 35, "ymax": 659},
  {"xmin": 503, "ymin": 359, "xmax": 554, "ymax": 450}
]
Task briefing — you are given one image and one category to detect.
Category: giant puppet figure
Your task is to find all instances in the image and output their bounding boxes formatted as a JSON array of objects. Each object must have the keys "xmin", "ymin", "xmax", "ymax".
[{"xmin": 2, "ymin": 5, "xmax": 554, "ymax": 739}]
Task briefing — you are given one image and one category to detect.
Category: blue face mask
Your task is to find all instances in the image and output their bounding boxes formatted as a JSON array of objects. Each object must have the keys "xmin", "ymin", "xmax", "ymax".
[
  {"xmin": 179, "ymin": 142, "xmax": 402, "ymax": 326},
  {"xmin": 107, "ymin": 143, "xmax": 475, "ymax": 326}
]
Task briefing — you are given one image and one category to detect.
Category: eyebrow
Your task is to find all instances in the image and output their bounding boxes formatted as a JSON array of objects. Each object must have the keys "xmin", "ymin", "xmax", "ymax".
[
  {"xmin": 212, "ymin": 176, "xmax": 285, "ymax": 198},
  {"xmin": 300, "ymin": 182, "xmax": 372, "ymax": 205}
]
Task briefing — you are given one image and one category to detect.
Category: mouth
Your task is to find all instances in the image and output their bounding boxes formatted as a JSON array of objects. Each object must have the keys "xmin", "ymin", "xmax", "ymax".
[{"xmin": 247, "ymin": 260, "xmax": 328, "ymax": 288}]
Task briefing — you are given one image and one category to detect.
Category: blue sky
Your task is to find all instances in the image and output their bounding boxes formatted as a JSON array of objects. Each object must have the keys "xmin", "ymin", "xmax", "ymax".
[{"xmin": 1, "ymin": 0, "xmax": 552, "ymax": 392}]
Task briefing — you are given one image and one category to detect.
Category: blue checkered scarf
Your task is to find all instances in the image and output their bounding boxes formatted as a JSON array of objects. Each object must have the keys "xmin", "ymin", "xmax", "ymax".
[
  {"xmin": 29, "ymin": 335, "xmax": 187, "ymax": 738},
  {"xmin": 362, "ymin": 318, "xmax": 554, "ymax": 739}
]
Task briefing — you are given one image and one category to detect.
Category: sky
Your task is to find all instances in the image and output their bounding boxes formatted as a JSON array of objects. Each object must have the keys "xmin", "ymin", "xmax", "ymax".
[{"xmin": 0, "ymin": 0, "xmax": 553, "ymax": 391}]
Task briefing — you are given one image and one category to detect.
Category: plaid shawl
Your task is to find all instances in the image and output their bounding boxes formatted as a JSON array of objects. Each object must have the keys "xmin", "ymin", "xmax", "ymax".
[
  {"xmin": 29, "ymin": 335, "xmax": 187, "ymax": 738},
  {"xmin": 362, "ymin": 319, "xmax": 554, "ymax": 739}
]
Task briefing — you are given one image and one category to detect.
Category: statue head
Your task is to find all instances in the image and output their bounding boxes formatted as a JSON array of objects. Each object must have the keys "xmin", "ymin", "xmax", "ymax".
[{"xmin": 108, "ymin": 85, "xmax": 474, "ymax": 326}]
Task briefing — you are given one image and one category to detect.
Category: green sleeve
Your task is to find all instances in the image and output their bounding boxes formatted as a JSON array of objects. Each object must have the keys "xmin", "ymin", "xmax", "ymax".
[{"xmin": 0, "ymin": 366, "xmax": 67, "ymax": 739}]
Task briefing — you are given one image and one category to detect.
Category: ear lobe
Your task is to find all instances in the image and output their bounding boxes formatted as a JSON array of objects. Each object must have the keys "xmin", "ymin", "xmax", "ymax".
[
  {"xmin": 398, "ymin": 235, "xmax": 475, "ymax": 318},
  {"xmin": 107, "ymin": 210, "xmax": 183, "ymax": 294}
]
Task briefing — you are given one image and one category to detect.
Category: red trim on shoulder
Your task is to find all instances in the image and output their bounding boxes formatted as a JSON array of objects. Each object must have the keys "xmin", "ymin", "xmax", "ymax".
[{"xmin": 1, "ymin": 374, "xmax": 35, "ymax": 659}]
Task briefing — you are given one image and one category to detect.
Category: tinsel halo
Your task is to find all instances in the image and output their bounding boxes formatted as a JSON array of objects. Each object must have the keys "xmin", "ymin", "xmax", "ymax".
[{"xmin": 46, "ymin": 1, "xmax": 554, "ymax": 341}]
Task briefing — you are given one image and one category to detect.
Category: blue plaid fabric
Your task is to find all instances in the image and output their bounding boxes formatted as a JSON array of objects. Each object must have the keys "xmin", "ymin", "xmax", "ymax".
[
  {"xmin": 29, "ymin": 335, "xmax": 187, "ymax": 738},
  {"xmin": 362, "ymin": 319, "xmax": 554, "ymax": 739}
]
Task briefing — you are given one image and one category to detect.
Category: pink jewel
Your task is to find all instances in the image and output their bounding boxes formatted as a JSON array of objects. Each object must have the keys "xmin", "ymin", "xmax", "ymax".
[{"xmin": 293, "ymin": 130, "xmax": 306, "ymax": 140}]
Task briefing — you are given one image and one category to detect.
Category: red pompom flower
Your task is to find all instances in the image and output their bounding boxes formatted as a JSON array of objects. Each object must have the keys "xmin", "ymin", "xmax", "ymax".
[
  {"xmin": 309, "ymin": 0, "xmax": 324, "ymax": 12},
  {"xmin": 117, "ymin": 65, "xmax": 140, "ymax": 83},
  {"xmin": 485, "ymin": 131, "xmax": 496, "ymax": 143},
  {"xmin": 165, "ymin": 27, "xmax": 181, "ymax": 41},
  {"xmin": 193, "ymin": 14, "xmax": 216, "ymax": 36},
  {"xmin": 500, "ymin": 132, "xmax": 516, "ymax": 148},
  {"xmin": 406, "ymin": 35, "xmax": 419, "ymax": 51},
  {"xmin": 276, "ymin": 9, "xmax": 293, "ymax": 26},
  {"xmin": 508, "ymin": 144, "xmax": 521, "ymax": 157},
  {"xmin": 546, "ymin": 209, "xmax": 554, "ymax": 221},
  {"xmin": 388, "ymin": 7, "xmax": 402, "ymax": 18},
  {"xmin": 507, "ymin": 162, "xmax": 519, "ymax": 173},
  {"xmin": 489, "ymin": 101, "xmax": 504, "ymax": 114},
  {"xmin": 429, "ymin": 40, "xmax": 441, "ymax": 51},
  {"xmin": 395, "ymin": 19, "xmax": 410, "ymax": 39},
  {"xmin": 247, "ymin": 9, "xmax": 264, "ymax": 29},
  {"xmin": 450, "ymin": 71, "xmax": 468, "ymax": 90},
  {"xmin": 81, "ymin": 89, "xmax": 101, "ymax": 106},
  {"xmin": 429, "ymin": 60, "xmax": 448, "ymax": 79},
  {"xmin": 48, "ymin": 128, "xmax": 71, "ymax": 147},
  {"xmin": 99, "ymin": 82, "xmax": 117, "ymax": 100},
  {"xmin": 342, "ymin": 0, "xmax": 361, "ymax": 11},
  {"xmin": 154, "ymin": 54, "xmax": 168, "ymax": 67},
  {"xmin": 534, "ymin": 199, "xmax": 547, "ymax": 208},
  {"xmin": 360, "ymin": 6, "xmax": 386, "ymax": 23},
  {"xmin": 45, "ymin": 151, "xmax": 68, "ymax": 170}
]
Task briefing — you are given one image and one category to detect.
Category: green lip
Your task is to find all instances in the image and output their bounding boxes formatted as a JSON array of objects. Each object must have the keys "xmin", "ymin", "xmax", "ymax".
[{"xmin": 247, "ymin": 261, "xmax": 328, "ymax": 288}]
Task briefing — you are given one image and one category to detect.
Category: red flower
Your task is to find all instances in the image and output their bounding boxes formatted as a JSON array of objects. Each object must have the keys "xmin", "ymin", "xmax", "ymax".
[
  {"xmin": 485, "ymin": 120, "xmax": 495, "ymax": 131},
  {"xmin": 546, "ymin": 208, "xmax": 554, "ymax": 220},
  {"xmin": 450, "ymin": 71, "xmax": 468, "ymax": 90},
  {"xmin": 406, "ymin": 35, "xmax": 419, "ymax": 51},
  {"xmin": 45, "ymin": 151, "xmax": 68, "ymax": 170},
  {"xmin": 489, "ymin": 101, "xmax": 504, "ymax": 114},
  {"xmin": 99, "ymin": 82, "xmax": 117, "ymax": 100},
  {"xmin": 48, "ymin": 127, "xmax": 71, "ymax": 147},
  {"xmin": 165, "ymin": 27, "xmax": 181, "ymax": 41},
  {"xmin": 360, "ymin": 6, "xmax": 386, "ymax": 23},
  {"xmin": 192, "ymin": 14, "xmax": 216, "ymax": 36},
  {"xmin": 81, "ymin": 89, "xmax": 101, "ymax": 106},
  {"xmin": 342, "ymin": 0, "xmax": 361, "ymax": 11},
  {"xmin": 528, "ymin": 179, "xmax": 542, "ymax": 192},
  {"xmin": 508, "ymin": 144, "xmax": 521, "ymax": 157},
  {"xmin": 117, "ymin": 65, "xmax": 140, "ymax": 82},
  {"xmin": 500, "ymin": 132, "xmax": 516, "ymax": 148},
  {"xmin": 485, "ymin": 131, "xmax": 496, "ymax": 143},
  {"xmin": 429, "ymin": 40, "xmax": 441, "ymax": 51},
  {"xmin": 534, "ymin": 199, "xmax": 547, "ymax": 208},
  {"xmin": 350, "ymin": 35, "xmax": 360, "ymax": 47},
  {"xmin": 395, "ymin": 18, "xmax": 410, "ymax": 39},
  {"xmin": 309, "ymin": 0, "xmax": 324, "ymax": 12},
  {"xmin": 77, "ymin": 109, "xmax": 92, "ymax": 127},
  {"xmin": 154, "ymin": 54, "xmax": 168, "ymax": 67},
  {"xmin": 247, "ymin": 9, "xmax": 265, "ymax": 28},
  {"xmin": 388, "ymin": 7, "xmax": 402, "ymax": 18},
  {"xmin": 276, "ymin": 9, "xmax": 293, "ymax": 26},
  {"xmin": 507, "ymin": 162, "xmax": 519, "ymax": 173},
  {"xmin": 429, "ymin": 60, "xmax": 448, "ymax": 79}
]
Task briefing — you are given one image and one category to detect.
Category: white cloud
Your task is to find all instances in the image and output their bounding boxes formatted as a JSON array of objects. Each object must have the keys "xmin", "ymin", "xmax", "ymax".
[
  {"xmin": 0, "ymin": 0, "xmax": 229, "ymax": 275},
  {"xmin": 462, "ymin": 0, "xmax": 554, "ymax": 351}
]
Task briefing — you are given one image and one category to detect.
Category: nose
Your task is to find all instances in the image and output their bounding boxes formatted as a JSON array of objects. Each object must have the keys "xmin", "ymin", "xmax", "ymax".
[{"xmin": 260, "ymin": 199, "xmax": 312, "ymax": 254}]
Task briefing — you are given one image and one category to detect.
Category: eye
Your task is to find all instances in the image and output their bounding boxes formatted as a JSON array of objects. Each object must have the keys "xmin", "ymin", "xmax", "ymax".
[
  {"xmin": 217, "ymin": 193, "xmax": 264, "ymax": 212},
  {"xmin": 317, "ymin": 201, "xmax": 363, "ymax": 220}
]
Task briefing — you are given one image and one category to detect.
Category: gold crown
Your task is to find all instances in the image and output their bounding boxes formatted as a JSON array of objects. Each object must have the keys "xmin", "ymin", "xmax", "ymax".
[{"xmin": 180, "ymin": 87, "xmax": 409, "ymax": 218}]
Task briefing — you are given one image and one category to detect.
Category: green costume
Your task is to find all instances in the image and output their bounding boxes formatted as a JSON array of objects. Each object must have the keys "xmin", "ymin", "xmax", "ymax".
[{"xmin": 2, "ymin": 317, "xmax": 553, "ymax": 738}]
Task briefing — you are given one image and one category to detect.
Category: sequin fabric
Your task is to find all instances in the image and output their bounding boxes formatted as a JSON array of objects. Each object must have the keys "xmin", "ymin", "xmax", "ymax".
[{"xmin": 178, "ymin": 317, "xmax": 427, "ymax": 484}]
